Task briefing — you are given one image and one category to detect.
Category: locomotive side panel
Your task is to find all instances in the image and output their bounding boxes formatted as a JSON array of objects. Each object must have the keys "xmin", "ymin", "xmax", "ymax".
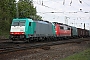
[
  {"xmin": 34, "ymin": 21, "xmax": 54, "ymax": 37},
  {"xmin": 59, "ymin": 25, "xmax": 71, "ymax": 37},
  {"xmin": 55, "ymin": 24, "xmax": 60, "ymax": 36},
  {"xmin": 55, "ymin": 23, "xmax": 71, "ymax": 37}
]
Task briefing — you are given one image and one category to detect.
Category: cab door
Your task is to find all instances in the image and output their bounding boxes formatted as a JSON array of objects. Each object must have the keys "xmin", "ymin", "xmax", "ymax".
[{"xmin": 28, "ymin": 22, "xmax": 36, "ymax": 35}]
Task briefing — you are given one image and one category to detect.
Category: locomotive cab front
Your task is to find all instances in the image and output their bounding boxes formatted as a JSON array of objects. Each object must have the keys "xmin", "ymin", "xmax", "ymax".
[{"xmin": 10, "ymin": 19, "xmax": 26, "ymax": 40}]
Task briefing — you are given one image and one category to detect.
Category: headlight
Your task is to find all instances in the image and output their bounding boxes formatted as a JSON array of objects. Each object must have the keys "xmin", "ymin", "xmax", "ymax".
[{"xmin": 10, "ymin": 32, "xmax": 14, "ymax": 34}]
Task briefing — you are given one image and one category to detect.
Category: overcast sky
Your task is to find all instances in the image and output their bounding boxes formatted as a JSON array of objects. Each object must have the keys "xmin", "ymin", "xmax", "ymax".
[
  {"xmin": 16, "ymin": 0, "xmax": 90, "ymax": 29},
  {"xmin": 34, "ymin": 0, "xmax": 90, "ymax": 29}
]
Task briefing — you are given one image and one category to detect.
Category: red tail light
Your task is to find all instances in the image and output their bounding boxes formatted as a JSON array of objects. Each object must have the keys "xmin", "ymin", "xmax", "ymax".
[
  {"xmin": 10, "ymin": 32, "xmax": 25, "ymax": 35},
  {"xmin": 10, "ymin": 32, "xmax": 14, "ymax": 34}
]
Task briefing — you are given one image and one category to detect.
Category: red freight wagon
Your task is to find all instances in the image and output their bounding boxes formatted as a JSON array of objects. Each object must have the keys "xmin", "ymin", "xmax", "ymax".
[{"xmin": 54, "ymin": 23, "xmax": 71, "ymax": 38}]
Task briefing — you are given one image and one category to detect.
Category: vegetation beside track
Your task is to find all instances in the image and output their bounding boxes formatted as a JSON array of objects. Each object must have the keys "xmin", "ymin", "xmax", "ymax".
[
  {"xmin": 0, "ymin": 31, "xmax": 9, "ymax": 39},
  {"xmin": 0, "ymin": 0, "xmax": 42, "ymax": 39},
  {"xmin": 62, "ymin": 48, "xmax": 90, "ymax": 60}
]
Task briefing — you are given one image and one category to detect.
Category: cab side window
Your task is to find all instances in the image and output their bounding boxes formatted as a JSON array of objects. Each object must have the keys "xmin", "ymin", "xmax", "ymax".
[
  {"xmin": 60, "ymin": 26, "xmax": 64, "ymax": 30},
  {"xmin": 29, "ymin": 22, "xmax": 31, "ymax": 26},
  {"xmin": 68, "ymin": 27, "xmax": 70, "ymax": 30}
]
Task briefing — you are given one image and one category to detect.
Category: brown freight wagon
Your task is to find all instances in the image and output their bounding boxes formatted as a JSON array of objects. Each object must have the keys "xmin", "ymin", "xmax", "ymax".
[
  {"xmin": 84, "ymin": 30, "xmax": 89, "ymax": 37},
  {"xmin": 77, "ymin": 28, "xmax": 86, "ymax": 38},
  {"xmin": 82, "ymin": 29, "xmax": 89, "ymax": 37},
  {"xmin": 77, "ymin": 28, "xmax": 89, "ymax": 38},
  {"xmin": 82, "ymin": 29, "xmax": 85, "ymax": 37},
  {"xmin": 77, "ymin": 28, "xmax": 83, "ymax": 38}
]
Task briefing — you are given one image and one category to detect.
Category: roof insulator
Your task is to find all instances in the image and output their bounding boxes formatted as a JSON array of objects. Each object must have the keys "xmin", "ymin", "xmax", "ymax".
[{"xmin": 79, "ymin": 0, "xmax": 82, "ymax": 4}]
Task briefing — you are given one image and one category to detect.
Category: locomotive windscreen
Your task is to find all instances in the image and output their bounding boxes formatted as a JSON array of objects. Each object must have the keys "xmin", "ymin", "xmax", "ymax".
[{"xmin": 12, "ymin": 21, "xmax": 26, "ymax": 26}]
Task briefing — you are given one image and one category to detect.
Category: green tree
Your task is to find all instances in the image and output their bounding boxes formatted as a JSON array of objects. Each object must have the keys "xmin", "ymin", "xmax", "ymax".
[
  {"xmin": 0, "ymin": 0, "xmax": 16, "ymax": 33},
  {"xmin": 0, "ymin": 0, "xmax": 16, "ymax": 21},
  {"xmin": 18, "ymin": 0, "xmax": 42, "ymax": 20}
]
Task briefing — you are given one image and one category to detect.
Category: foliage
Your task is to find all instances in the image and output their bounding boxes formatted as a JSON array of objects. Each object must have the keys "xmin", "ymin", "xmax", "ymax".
[
  {"xmin": 0, "ymin": 0, "xmax": 16, "ymax": 35},
  {"xmin": 0, "ymin": 0, "xmax": 16, "ymax": 21},
  {"xmin": 62, "ymin": 48, "xmax": 90, "ymax": 60},
  {"xmin": 18, "ymin": 1, "xmax": 42, "ymax": 20}
]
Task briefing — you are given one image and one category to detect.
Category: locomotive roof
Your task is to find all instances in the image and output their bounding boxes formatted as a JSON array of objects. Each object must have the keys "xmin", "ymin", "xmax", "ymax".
[
  {"xmin": 53, "ymin": 22, "xmax": 71, "ymax": 26},
  {"xmin": 34, "ymin": 20, "xmax": 52, "ymax": 24},
  {"xmin": 52, "ymin": 22, "xmax": 63, "ymax": 25}
]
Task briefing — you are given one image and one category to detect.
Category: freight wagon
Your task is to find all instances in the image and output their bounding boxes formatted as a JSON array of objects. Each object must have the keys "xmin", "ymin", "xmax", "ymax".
[
  {"xmin": 71, "ymin": 26, "xmax": 78, "ymax": 38},
  {"xmin": 77, "ymin": 28, "xmax": 89, "ymax": 38},
  {"xmin": 89, "ymin": 30, "xmax": 90, "ymax": 37},
  {"xmin": 77, "ymin": 28, "xmax": 83, "ymax": 38},
  {"xmin": 84, "ymin": 29, "xmax": 89, "ymax": 37}
]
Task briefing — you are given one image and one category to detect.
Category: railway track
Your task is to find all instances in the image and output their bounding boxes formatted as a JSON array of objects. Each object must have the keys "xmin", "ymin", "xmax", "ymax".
[{"xmin": 0, "ymin": 37, "xmax": 90, "ymax": 54}]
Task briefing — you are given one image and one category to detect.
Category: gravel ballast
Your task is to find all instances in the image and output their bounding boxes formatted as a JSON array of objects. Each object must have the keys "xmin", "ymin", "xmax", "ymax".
[{"xmin": 0, "ymin": 41, "xmax": 90, "ymax": 60}]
